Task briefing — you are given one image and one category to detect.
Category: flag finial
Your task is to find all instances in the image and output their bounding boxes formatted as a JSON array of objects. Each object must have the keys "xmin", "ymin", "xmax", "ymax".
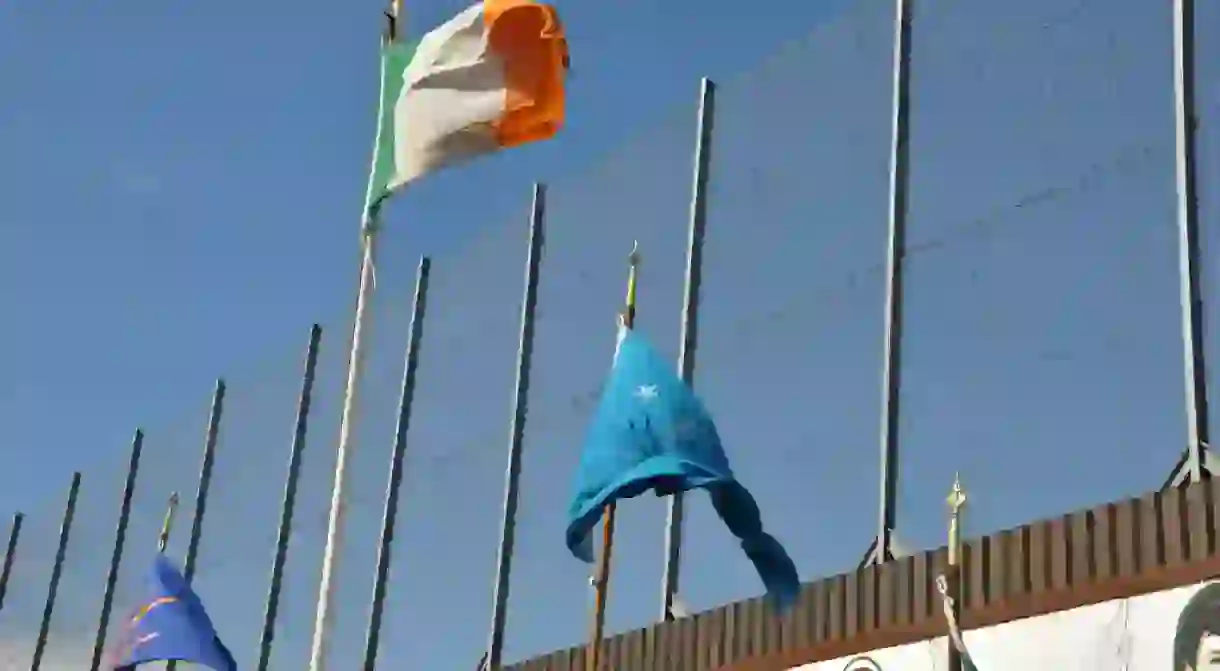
[
  {"xmin": 947, "ymin": 472, "xmax": 967, "ymax": 516},
  {"xmin": 384, "ymin": 0, "xmax": 403, "ymax": 42},
  {"xmin": 158, "ymin": 492, "xmax": 179, "ymax": 554},
  {"xmin": 946, "ymin": 473, "xmax": 966, "ymax": 566},
  {"xmin": 624, "ymin": 241, "xmax": 640, "ymax": 328}
]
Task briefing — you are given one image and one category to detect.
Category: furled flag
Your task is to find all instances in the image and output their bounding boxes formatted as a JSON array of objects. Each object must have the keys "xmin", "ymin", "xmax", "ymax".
[
  {"xmin": 936, "ymin": 574, "xmax": 980, "ymax": 671},
  {"xmin": 566, "ymin": 321, "xmax": 800, "ymax": 608},
  {"xmin": 113, "ymin": 554, "xmax": 237, "ymax": 671},
  {"xmin": 365, "ymin": 0, "xmax": 568, "ymax": 218}
]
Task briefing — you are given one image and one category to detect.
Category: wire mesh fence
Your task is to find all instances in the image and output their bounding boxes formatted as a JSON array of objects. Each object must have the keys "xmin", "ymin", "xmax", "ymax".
[{"xmin": 1, "ymin": 0, "xmax": 1218, "ymax": 668}]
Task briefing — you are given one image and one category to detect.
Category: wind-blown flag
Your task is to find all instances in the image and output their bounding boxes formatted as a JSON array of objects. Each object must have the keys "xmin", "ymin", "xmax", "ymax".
[
  {"xmin": 366, "ymin": 0, "xmax": 568, "ymax": 217},
  {"xmin": 113, "ymin": 554, "xmax": 236, "ymax": 671},
  {"xmin": 566, "ymin": 322, "xmax": 800, "ymax": 607}
]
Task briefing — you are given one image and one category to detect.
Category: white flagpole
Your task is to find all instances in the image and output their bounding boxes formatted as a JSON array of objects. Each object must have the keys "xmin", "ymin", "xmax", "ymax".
[
  {"xmin": 308, "ymin": 4, "xmax": 400, "ymax": 669},
  {"xmin": 308, "ymin": 233, "xmax": 377, "ymax": 671}
]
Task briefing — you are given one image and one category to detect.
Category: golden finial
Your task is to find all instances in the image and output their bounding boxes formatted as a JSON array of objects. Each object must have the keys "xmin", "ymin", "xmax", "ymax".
[
  {"xmin": 946, "ymin": 473, "xmax": 967, "ymax": 566},
  {"xmin": 158, "ymin": 492, "xmax": 180, "ymax": 554},
  {"xmin": 623, "ymin": 241, "xmax": 640, "ymax": 328},
  {"xmin": 947, "ymin": 472, "xmax": 967, "ymax": 516}
]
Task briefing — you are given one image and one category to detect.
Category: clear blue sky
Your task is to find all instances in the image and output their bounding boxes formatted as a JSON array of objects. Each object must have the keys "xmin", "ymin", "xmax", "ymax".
[{"xmin": 0, "ymin": 0, "xmax": 1217, "ymax": 668}]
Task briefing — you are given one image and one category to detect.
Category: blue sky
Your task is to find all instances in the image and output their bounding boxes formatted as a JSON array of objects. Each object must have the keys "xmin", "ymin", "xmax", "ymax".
[{"xmin": 0, "ymin": 0, "xmax": 1218, "ymax": 668}]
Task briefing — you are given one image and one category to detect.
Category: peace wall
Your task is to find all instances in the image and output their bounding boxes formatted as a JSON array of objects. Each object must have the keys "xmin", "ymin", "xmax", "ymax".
[{"xmin": 507, "ymin": 476, "xmax": 1220, "ymax": 670}]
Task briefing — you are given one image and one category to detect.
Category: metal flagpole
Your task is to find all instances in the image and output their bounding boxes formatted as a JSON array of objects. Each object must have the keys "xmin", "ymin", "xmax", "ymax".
[
  {"xmin": 88, "ymin": 430, "xmax": 145, "ymax": 671},
  {"xmin": 588, "ymin": 241, "xmax": 641, "ymax": 671},
  {"xmin": 310, "ymin": 4, "xmax": 402, "ymax": 669},
  {"xmin": 0, "ymin": 512, "xmax": 24, "ymax": 612},
  {"xmin": 30, "ymin": 472, "xmax": 81, "ymax": 671},
  {"xmin": 487, "ymin": 184, "xmax": 546, "ymax": 669},
  {"xmin": 660, "ymin": 77, "xmax": 716, "ymax": 622},
  {"xmin": 944, "ymin": 474, "xmax": 967, "ymax": 671},
  {"xmin": 258, "ymin": 325, "xmax": 324, "ymax": 671},
  {"xmin": 363, "ymin": 257, "xmax": 431, "ymax": 671},
  {"xmin": 186, "ymin": 379, "xmax": 226, "ymax": 583},
  {"xmin": 870, "ymin": 0, "xmax": 915, "ymax": 566},
  {"xmin": 1162, "ymin": 0, "xmax": 1211, "ymax": 488}
]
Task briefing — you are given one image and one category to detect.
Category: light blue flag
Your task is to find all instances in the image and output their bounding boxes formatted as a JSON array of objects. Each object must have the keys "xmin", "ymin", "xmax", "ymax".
[
  {"xmin": 113, "ymin": 554, "xmax": 237, "ymax": 671},
  {"xmin": 566, "ymin": 323, "xmax": 800, "ymax": 608}
]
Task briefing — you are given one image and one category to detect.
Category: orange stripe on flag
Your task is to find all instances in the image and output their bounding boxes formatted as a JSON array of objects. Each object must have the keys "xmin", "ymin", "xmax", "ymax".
[
  {"xmin": 484, "ymin": 0, "xmax": 568, "ymax": 148},
  {"xmin": 132, "ymin": 596, "xmax": 179, "ymax": 625}
]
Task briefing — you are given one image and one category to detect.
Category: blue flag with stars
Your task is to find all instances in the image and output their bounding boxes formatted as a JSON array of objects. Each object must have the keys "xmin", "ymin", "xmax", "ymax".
[
  {"xmin": 113, "ymin": 554, "xmax": 237, "ymax": 671},
  {"xmin": 566, "ymin": 324, "xmax": 800, "ymax": 608}
]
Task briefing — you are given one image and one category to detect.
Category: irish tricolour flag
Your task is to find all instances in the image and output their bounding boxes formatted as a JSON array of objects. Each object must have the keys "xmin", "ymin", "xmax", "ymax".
[{"xmin": 365, "ymin": 0, "xmax": 568, "ymax": 217}]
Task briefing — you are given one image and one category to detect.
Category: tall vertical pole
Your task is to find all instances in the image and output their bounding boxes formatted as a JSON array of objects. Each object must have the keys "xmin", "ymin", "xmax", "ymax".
[
  {"xmin": 487, "ymin": 185, "xmax": 546, "ymax": 670},
  {"xmin": 660, "ymin": 78, "xmax": 716, "ymax": 622},
  {"xmin": 310, "ymin": 5, "xmax": 400, "ymax": 669},
  {"xmin": 0, "ymin": 512, "xmax": 23, "ymax": 612},
  {"xmin": 258, "ymin": 325, "xmax": 324, "ymax": 671},
  {"xmin": 30, "ymin": 472, "xmax": 81, "ymax": 671},
  {"xmin": 88, "ymin": 430, "xmax": 145, "ymax": 671},
  {"xmin": 362, "ymin": 258, "xmax": 431, "ymax": 671},
  {"xmin": 874, "ymin": 0, "xmax": 915, "ymax": 564},
  {"xmin": 167, "ymin": 379, "xmax": 226, "ymax": 671},
  {"xmin": 944, "ymin": 474, "xmax": 967, "ymax": 671},
  {"xmin": 588, "ymin": 242, "xmax": 641, "ymax": 671},
  {"xmin": 1173, "ymin": 0, "xmax": 1210, "ymax": 483}
]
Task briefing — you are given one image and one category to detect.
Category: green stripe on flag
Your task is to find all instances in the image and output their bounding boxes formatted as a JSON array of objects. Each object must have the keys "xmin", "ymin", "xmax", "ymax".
[{"xmin": 366, "ymin": 40, "xmax": 418, "ymax": 219}]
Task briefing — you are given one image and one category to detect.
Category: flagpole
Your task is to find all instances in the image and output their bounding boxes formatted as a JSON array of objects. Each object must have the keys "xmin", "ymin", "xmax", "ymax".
[
  {"xmin": 588, "ymin": 241, "xmax": 640, "ymax": 671},
  {"xmin": 661, "ymin": 77, "xmax": 716, "ymax": 622},
  {"xmin": 88, "ymin": 430, "xmax": 145, "ymax": 671},
  {"xmin": 944, "ymin": 474, "xmax": 967, "ymax": 671},
  {"xmin": 309, "ymin": 4, "xmax": 401, "ymax": 670}
]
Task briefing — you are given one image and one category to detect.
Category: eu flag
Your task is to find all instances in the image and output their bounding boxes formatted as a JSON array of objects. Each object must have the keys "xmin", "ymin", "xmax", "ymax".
[
  {"xmin": 566, "ymin": 324, "xmax": 800, "ymax": 607},
  {"xmin": 114, "ymin": 554, "xmax": 237, "ymax": 671}
]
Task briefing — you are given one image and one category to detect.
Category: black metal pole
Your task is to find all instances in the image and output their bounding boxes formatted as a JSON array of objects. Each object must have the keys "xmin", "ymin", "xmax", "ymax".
[
  {"xmin": 488, "ymin": 185, "xmax": 545, "ymax": 670},
  {"xmin": 362, "ymin": 258, "xmax": 431, "ymax": 671},
  {"xmin": 31, "ymin": 472, "xmax": 82, "ymax": 671},
  {"xmin": 661, "ymin": 78, "xmax": 716, "ymax": 621},
  {"xmin": 88, "ymin": 430, "xmax": 145, "ymax": 671},
  {"xmin": 0, "ymin": 511, "xmax": 24, "ymax": 612},
  {"xmin": 167, "ymin": 379, "xmax": 225, "ymax": 671},
  {"xmin": 257, "ymin": 325, "xmax": 323, "ymax": 671},
  {"xmin": 873, "ymin": 0, "xmax": 915, "ymax": 566},
  {"xmin": 1174, "ymin": 0, "xmax": 1210, "ymax": 482}
]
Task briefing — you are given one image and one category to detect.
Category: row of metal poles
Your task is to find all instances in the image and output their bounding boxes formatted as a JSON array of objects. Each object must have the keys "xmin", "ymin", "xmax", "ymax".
[
  {"xmin": 869, "ymin": 0, "xmax": 1212, "ymax": 563},
  {"xmin": 0, "ymin": 0, "xmax": 1210, "ymax": 667},
  {"xmin": 0, "ymin": 74, "xmax": 709, "ymax": 669}
]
